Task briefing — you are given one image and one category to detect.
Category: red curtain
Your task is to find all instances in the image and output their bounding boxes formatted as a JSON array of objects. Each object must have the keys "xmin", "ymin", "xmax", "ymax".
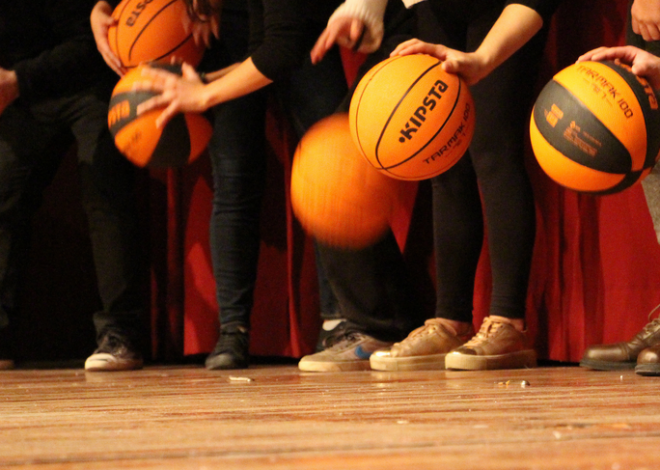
[{"xmin": 150, "ymin": 0, "xmax": 660, "ymax": 363}]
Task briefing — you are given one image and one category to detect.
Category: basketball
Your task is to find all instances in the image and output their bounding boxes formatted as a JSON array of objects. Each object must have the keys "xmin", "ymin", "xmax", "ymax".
[
  {"xmin": 530, "ymin": 60, "xmax": 660, "ymax": 194},
  {"xmin": 291, "ymin": 114, "xmax": 405, "ymax": 249},
  {"xmin": 108, "ymin": 0, "xmax": 205, "ymax": 69},
  {"xmin": 108, "ymin": 64, "xmax": 213, "ymax": 168},
  {"xmin": 349, "ymin": 54, "xmax": 475, "ymax": 181}
]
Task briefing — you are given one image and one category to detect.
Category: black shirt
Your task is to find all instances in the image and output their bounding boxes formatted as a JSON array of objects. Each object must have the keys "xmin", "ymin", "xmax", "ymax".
[{"xmin": 0, "ymin": 0, "xmax": 111, "ymax": 103}]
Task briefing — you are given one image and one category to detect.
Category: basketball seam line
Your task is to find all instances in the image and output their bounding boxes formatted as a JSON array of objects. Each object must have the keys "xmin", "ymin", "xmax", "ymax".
[{"xmin": 128, "ymin": 0, "xmax": 179, "ymax": 63}]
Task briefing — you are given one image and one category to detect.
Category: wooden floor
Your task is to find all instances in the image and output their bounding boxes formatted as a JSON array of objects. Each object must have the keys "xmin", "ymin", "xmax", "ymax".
[{"xmin": 1, "ymin": 363, "xmax": 659, "ymax": 469}]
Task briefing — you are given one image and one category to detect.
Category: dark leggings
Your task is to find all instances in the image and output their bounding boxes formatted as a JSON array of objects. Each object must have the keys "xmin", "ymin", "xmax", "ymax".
[{"xmin": 417, "ymin": 1, "xmax": 548, "ymax": 322}]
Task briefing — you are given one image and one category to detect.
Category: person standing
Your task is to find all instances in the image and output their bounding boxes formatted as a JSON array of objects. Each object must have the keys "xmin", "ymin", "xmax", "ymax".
[
  {"xmin": 579, "ymin": 0, "xmax": 660, "ymax": 376},
  {"xmin": 0, "ymin": 0, "xmax": 146, "ymax": 371},
  {"xmin": 297, "ymin": 0, "xmax": 561, "ymax": 372}
]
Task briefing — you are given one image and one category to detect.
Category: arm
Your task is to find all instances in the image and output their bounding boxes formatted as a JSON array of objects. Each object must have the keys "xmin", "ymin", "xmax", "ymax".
[
  {"xmin": 136, "ymin": 0, "xmax": 312, "ymax": 127},
  {"xmin": 578, "ymin": 45, "xmax": 660, "ymax": 90},
  {"xmin": 391, "ymin": 4, "xmax": 544, "ymax": 85},
  {"xmin": 0, "ymin": 69, "xmax": 19, "ymax": 117},
  {"xmin": 91, "ymin": 1, "xmax": 125, "ymax": 76},
  {"xmin": 136, "ymin": 58, "xmax": 271, "ymax": 128},
  {"xmin": 310, "ymin": 0, "xmax": 388, "ymax": 64},
  {"xmin": 14, "ymin": 0, "xmax": 109, "ymax": 102}
]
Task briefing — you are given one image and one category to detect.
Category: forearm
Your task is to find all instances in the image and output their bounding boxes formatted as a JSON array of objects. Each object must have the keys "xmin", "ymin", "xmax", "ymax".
[
  {"xmin": 203, "ymin": 57, "xmax": 272, "ymax": 108},
  {"xmin": 474, "ymin": 4, "xmax": 544, "ymax": 75}
]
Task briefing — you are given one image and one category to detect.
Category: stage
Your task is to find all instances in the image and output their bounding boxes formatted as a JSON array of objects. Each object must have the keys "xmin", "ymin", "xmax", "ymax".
[{"xmin": 1, "ymin": 364, "xmax": 658, "ymax": 469}]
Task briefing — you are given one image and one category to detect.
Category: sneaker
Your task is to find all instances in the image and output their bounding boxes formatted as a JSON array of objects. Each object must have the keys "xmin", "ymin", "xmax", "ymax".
[
  {"xmin": 445, "ymin": 316, "xmax": 536, "ymax": 370},
  {"xmin": 205, "ymin": 325, "xmax": 249, "ymax": 370},
  {"xmin": 299, "ymin": 330, "xmax": 392, "ymax": 372},
  {"xmin": 581, "ymin": 309, "xmax": 660, "ymax": 371},
  {"xmin": 85, "ymin": 330, "xmax": 144, "ymax": 371},
  {"xmin": 370, "ymin": 318, "xmax": 474, "ymax": 371},
  {"xmin": 315, "ymin": 319, "xmax": 347, "ymax": 352}
]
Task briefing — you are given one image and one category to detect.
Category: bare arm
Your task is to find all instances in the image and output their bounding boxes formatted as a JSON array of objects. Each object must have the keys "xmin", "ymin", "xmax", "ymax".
[
  {"xmin": 391, "ymin": 4, "xmax": 543, "ymax": 85},
  {"xmin": 135, "ymin": 58, "xmax": 272, "ymax": 128}
]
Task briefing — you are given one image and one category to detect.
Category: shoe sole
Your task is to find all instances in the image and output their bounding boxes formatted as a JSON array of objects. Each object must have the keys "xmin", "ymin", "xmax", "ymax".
[
  {"xmin": 579, "ymin": 359, "xmax": 636, "ymax": 371},
  {"xmin": 635, "ymin": 364, "xmax": 660, "ymax": 376},
  {"xmin": 85, "ymin": 353, "xmax": 144, "ymax": 372},
  {"xmin": 298, "ymin": 360, "xmax": 371, "ymax": 372},
  {"xmin": 445, "ymin": 350, "xmax": 537, "ymax": 371},
  {"xmin": 370, "ymin": 353, "xmax": 447, "ymax": 371}
]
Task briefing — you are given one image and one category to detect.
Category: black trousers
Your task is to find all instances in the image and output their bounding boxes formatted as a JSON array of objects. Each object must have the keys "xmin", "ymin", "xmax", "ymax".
[
  {"xmin": 0, "ymin": 82, "xmax": 144, "ymax": 340},
  {"xmin": 319, "ymin": 0, "xmax": 549, "ymax": 340}
]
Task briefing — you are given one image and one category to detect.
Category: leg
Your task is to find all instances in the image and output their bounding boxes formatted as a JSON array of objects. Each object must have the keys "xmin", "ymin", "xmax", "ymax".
[
  {"xmin": 199, "ymin": 4, "xmax": 267, "ymax": 370},
  {"xmin": 0, "ymin": 103, "xmax": 72, "ymax": 368},
  {"xmin": 64, "ymin": 86, "xmax": 145, "ymax": 371},
  {"xmin": 584, "ymin": 0, "xmax": 660, "ymax": 374},
  {"xmin": 444, "ymin": 11, "xmax": 547, "ymax": 371},
  {"xmin": 206, "ymin": 89, "xmax": 268, "ymax": 370}
]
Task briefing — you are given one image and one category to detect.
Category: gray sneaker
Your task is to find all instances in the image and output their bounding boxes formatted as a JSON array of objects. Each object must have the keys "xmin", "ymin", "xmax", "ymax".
[
  {"xmin": 299, "ymin": 331, "xmax": 392, "ymax": 372},
  {"xmin": 85, "ymin": 330, "xmax": 143, "ymax": 372}
]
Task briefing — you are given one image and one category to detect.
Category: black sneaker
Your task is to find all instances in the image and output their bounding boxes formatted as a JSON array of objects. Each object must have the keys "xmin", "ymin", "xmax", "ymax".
[
  {"xmin": 85, "ymin": 329, "xmax": 144, "ymax": 371},
  {"xmin": 205, "ymin": 325, "xmax": 249, "ymax": 370}
]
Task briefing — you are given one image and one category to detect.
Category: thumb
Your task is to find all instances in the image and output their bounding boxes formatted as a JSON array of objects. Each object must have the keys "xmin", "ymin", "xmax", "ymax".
[{"xmin": 181, "ymin": 62, "xmax": 198, "ymax": 80}]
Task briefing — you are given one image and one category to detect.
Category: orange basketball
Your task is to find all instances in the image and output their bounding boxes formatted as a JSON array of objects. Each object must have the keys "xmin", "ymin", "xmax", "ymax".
[
  {"xmin": 291, "ymin": 114, "xmax": 404, "ymax": 248},
  {"xmin": 349, "ymin": 54, "xmax": 475, "ymax": 181},
  {"xmin": 108, "ymin": 0, "xmax": 205, "ymax": 69},
  {"xmin": 108, "ymin": 64, "xmax": 213, "ymax": 167},
  {"xmin": 530, "ymin": 60, "xmax": 660, "ymax": 194}
]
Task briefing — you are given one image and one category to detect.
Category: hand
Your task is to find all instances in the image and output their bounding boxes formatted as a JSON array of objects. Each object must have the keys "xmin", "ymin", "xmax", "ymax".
[
  {"xmin": 0, "ymin": 68, "xmax": 18, "ymax": 116},
  {"xmin": 183, "ymin": 13, "xmax": 220, "ymax": 49},
  {"xmin": 311, "ymin": 16, "xmax": 365, "ymax": 64},
  {"xmin": 577, "ymin": 45, "xmax": 660, "ymax": 90},
  {"xmin": 91, "ymin": 1, "xmax": 126, "ymax": 76},
  {"xmin": 390, "ymin": 39, "xmax": 492, "ymax": 85},
  {"xmin": 631, "ymin": 0, "xmax": 660, "ymax": 42},
  {"xmin": 134, "ymin": 63, "xmax": 210, "ymax": 128}
]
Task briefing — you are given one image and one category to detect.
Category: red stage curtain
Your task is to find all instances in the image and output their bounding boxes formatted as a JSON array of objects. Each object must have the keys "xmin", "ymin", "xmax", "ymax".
[{"xmin": 151, "ymin": 0, "xmax": 660, "ymax": 363}]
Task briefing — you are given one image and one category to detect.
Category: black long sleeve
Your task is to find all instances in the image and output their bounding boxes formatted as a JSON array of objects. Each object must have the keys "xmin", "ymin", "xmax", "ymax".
[
  {"xmin": 247, "ymin": 0, "xmax": 340, "ymax": 82},
  {"xmin": 0, "ymin": 0, "xmax": 111, "ymax": 103}
]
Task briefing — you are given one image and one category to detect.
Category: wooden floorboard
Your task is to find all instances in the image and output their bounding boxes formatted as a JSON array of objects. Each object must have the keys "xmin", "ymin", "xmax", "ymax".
[{"xmin": 1, "ymin": 364, "xmax": 659, "ymax": 469}]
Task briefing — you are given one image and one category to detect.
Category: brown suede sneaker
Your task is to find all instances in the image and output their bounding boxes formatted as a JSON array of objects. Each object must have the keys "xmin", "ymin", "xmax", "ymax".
[
  {"xmin": 580, "ymin": 316, "xmax": 660, "ymax": 371},
  {"xmin": 445, "ymin": 316, "xmax": 537, "ymax": 370},
  {"xmin": 369, "ymin": 318, "xmax": 475, "ymax": 371}
]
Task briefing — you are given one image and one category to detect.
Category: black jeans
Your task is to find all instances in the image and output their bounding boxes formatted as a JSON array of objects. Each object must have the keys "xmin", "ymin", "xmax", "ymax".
[
  {"xmin": 205, "ymin": 5, "xmax": 348, "ymax": 329},
  {"xmin": 0, "ymin": 82, "xmax": 144, "ymax": 339}
]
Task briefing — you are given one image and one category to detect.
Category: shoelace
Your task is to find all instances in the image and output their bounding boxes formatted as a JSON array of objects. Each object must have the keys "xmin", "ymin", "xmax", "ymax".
[
  {"xmin": 639, "ymin": 304, "xmax": 660, "ymax": 336},
  {"xmin": 462, "ymin": 318, "xmax": 503, "ymax": 348}
]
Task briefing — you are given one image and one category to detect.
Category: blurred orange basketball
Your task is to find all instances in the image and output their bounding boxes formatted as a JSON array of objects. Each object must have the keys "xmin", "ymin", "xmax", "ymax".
[
  {"xmin": 349, "ymin": 54, "xmax": 475, "ymax": 181},
  {"xmin": 109, "ymin": 0, "xmax": 205, "ymax": 68},
  {"xmin": 291, "ymin": 114, "xmax": 404, "ymax": 248},
  {"xmin": 108, "ymin": 64, "xmax": 213, "ymax": 167}
]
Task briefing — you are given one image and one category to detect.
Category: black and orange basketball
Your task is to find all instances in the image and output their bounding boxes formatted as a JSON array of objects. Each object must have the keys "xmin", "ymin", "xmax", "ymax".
[
  {"xmin": 108, "ymin": 64, "xmax": 212, "ymax": 168},
  {"xmin": 530, "ymin": 60, "xmax": 660, "ymax": 194},
  {"xmin": 109, "ymin": 0, "xmax": 205, "ymax": 69},
  {"xmin": 291, "ymin": 114, "xmax": 405, "ymax": 249},
  {"xmin": 349, "ymin": 54, "xmax": 475, "ymax": 181}
]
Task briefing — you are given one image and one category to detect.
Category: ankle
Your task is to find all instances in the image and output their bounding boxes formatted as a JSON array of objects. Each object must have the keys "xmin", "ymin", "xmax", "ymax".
[
  {"xmin": 435, "ymin": 318, "xmax": 473, "ymax": 336},
  {"xmin": 489, "ymin": 315, "xmax": 526, "ymax": 333}
]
